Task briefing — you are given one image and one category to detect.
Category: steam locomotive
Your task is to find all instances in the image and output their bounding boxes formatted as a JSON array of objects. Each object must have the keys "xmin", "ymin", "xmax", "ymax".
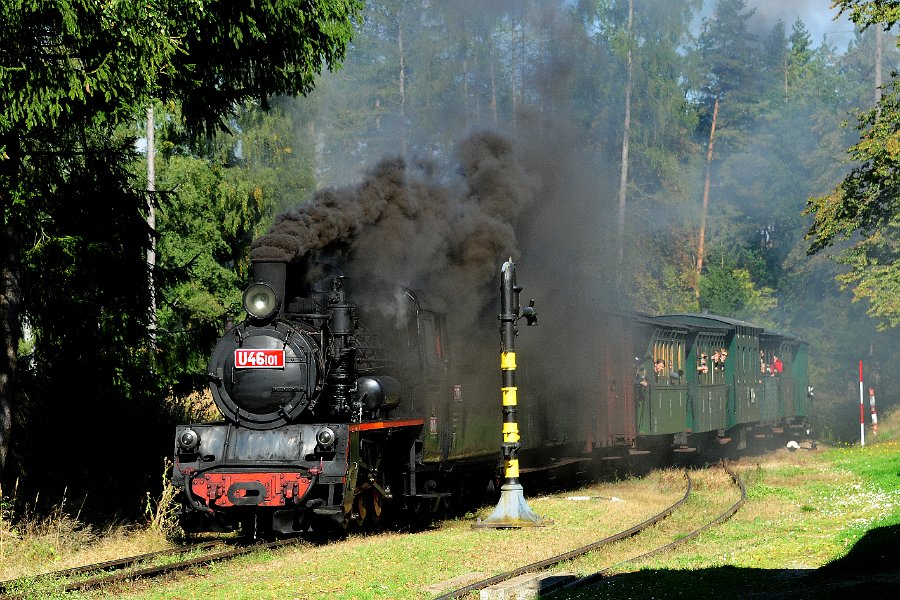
[
  {"xmin": 172, "ymin": 259, "xmax": 812, "ymax": 536},
  {"xmin": 172, "ymin": 259, "xmax": 501, "ymax": 535}
]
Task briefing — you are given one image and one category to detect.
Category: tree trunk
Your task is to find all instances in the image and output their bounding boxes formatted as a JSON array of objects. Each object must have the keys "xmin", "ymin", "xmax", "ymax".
[
  {"xmin": 490, "ymin": 42, "xmax": 498, "ymax": 126},
  {"xmin": 462, "ymin": 56, "xmax": 470, "ymax": 131},
  {"xmin": 0, "ymin": 128, "xmax": 21, "ymax": 476},
  {"xmin": 875, "ymin": 26, "xmax": 883, "ymax": 109},
  {"xmin": 0, "ymin": 223, "xmax": 20, "ymax": 476},
  {"xmin": 398, "ymin": 21, "xmax": 407, "ymax": 156},
  {"xmin": 510, "ymin": 20, "xmax": 518, "ymax": 127},
  {"xmin": 615, "ymin": 0, "xmax": 634, "ymax": 290},
  {"xmin": 783, "ymin": 54, "xmax": 788, "ymax": 98},
  {"xmin": 696, "ymin": 96, "xmax": 719, "ymax": 300}
]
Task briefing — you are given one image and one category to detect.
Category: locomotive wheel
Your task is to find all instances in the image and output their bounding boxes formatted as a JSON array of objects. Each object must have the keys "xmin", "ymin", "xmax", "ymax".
[
  {"xmin": 354, "ymin": 492, "xmax": 368, "ymax": 527},
  {"xmin": 350, "ymin": 487, "xmax": 385, "ymax": 529},
  {"xmin": 370, "ymin": 488, "xmax": 383, "ymax": 524}
]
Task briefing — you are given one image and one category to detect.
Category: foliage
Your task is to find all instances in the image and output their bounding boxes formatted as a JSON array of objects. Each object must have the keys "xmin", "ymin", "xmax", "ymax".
[
  {"xmin": 699, "ymin": 253, "xmax": 776, "ymax": 321},
  {"xmin": 832, "ymin": 0, "xmax": 900, "ymax": 27},
  {"xmin": 805, "ymin": 78, "xmax": 900, "ymax": 329},
  {"xmin": 692, "ymin": 0, "xmax": 761, "ymax": 150},
  {"xmin": 150, "ymin": 99, "xmax": 318, "ymax": 392},
  {"xmin": 627, "ymin": 226, "xmax": 698, "ymax": 315},
  {"xmin": 0, "ymin": 0, "xmax": 361, "ymax": 508},
  {"xmin": 144, "ymin": 459, "xmax": 180, "ymax": 538}
]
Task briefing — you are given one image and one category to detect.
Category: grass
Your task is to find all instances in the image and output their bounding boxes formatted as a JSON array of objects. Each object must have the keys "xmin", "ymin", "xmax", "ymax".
[
  {"xmin": 3, "ymin": 410, "xmax": 899, "ymax": 599},
  {"xmin": 0, "ymin": 462, "xmax": 182, "ymax": 587}
]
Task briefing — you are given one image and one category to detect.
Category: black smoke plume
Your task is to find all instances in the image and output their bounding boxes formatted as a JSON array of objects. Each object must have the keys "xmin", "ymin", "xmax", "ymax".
[{"xmin": 252, "ymin": 131, "xmax": 539, "ymax": 324}]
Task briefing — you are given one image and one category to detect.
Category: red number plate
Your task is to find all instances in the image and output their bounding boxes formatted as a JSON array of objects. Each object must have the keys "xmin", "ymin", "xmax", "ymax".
[{"xmin": 234, "ymin": 349, "xmax": 285, "ymax": 369}]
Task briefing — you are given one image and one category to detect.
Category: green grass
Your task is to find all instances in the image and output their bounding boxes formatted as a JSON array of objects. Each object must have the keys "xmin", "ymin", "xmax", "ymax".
[{"xmin": 6, "ymin": 415, "xmax": 899, "ymax": 599}]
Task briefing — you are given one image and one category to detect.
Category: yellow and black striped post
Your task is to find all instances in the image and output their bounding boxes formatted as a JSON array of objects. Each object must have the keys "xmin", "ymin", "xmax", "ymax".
[{"xmin": 475, "ymin": 259, "xmax": 544, "ymax": 528}]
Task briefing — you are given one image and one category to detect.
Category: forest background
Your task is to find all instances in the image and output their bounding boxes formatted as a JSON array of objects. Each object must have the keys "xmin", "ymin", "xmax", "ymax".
[{"xmin": 1, "ymin": 0, "xmax": 898, "ymax": 521}]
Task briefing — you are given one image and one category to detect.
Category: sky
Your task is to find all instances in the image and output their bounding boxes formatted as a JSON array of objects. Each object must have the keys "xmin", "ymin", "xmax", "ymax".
[{"xmin": 700, "ymin": 0, "xmax": 857, "ymax": 50}]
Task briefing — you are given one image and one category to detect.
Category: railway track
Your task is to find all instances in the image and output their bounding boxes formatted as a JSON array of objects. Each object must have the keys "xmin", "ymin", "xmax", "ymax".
[
  {"xmin": 0, "ymin": 463, "xmax": 745, "ymax": 598},
  {"xmin": 436, "ymin": 461, "xmax": 746, "ymax": 599},
  {"xmin": 0, "ymin": 536, "xmax": 304, "ymax": 599}
]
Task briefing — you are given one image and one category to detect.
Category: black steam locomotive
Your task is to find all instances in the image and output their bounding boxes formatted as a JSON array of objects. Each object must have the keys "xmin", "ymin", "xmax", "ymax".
[
  {"xmin": 173, "ymin": 259, "xmax": 813, "ymax": 536},
  {"xmin": 173, "ymin": 259, "xmax": 500, "ymax": 535}
]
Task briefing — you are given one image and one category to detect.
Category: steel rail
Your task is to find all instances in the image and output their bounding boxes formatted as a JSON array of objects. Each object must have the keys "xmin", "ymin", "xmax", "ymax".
[
  {"xmin": 0, "ymin": 537, "xmax": 302, "ymax": 599},
  {"xmin": 0, "ymin": 539, "xmax": 228, "ymax": 595},
  {"xmin": 60, "ymin": 536, "xmax": 304, "ymax": 594},
  {"xmin": 434, "ymin": 469, "xmax": 694, "ymax": 600},
  {"xmin": 563, "ymin": 460, "xmax": 747, "ymax": 591}
]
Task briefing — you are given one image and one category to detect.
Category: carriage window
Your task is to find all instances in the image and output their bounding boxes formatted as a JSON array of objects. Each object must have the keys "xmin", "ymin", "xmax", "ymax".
[
  {"xmin": 759, "ymin": 345, "xmax": 784, "ymax": 377},
  {"xmin": 696, "ymin": 335, "xmax": 726, "ymax": 385},
  {"xmin": 650, "ymin": 333, "xmax": 685, "ymax": 385}
]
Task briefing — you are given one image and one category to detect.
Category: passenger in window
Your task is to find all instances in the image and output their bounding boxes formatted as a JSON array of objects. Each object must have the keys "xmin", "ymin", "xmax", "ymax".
[
  {"xmin": 771, "ymin": 355, "xmax": 783, "ymax": 375},
  {"xmin": 760, "ymin": 351, "xmax": 767, "ymax": 374},
  {"xmin": 697, "ymin": 355, "xmax": 708, "ymax": 375},
  {"xmin": 635, "ymin": 367, "xmax": 648, "ymax": 388},
  {"xmin": 714, "ymin": 348, "xmax": 727, "ymax": 370},
  {"xmin": 653, "ymin": 359, "xmax": 666, "ymax": 382}
]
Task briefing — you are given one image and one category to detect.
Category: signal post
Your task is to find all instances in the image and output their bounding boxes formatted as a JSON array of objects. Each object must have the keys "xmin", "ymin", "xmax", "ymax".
[{"xmin": 475, "ymin": 259, "xmax": 544, "ymax": 529}]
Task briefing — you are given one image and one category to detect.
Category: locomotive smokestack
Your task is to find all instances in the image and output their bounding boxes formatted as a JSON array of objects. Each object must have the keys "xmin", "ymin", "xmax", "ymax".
[{"xmin": 251, "ymin": 260, "xmax": 287, "ymax": 317}]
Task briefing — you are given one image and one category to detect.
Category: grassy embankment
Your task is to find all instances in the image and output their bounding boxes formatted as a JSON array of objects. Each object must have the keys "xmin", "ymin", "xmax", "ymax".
[{"xmin": 2, "ymin": 411, "xmax": 898, "ymax": 599}]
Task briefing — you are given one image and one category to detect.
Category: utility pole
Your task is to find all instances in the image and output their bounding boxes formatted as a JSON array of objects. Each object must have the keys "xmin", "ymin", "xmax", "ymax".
[
  {"xmin": 875, "ymin": 26, "xmax": 883, "ymax": 112},
  {"xmin": 147, "ymin": 105, "xmax": 157, "ymax": 348}
]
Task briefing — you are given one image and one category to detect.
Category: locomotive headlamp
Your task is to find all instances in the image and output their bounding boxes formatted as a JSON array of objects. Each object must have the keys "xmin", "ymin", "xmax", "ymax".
[
  {"xmin": 178, "ymin": 428, "xmax": 200, "ymax": 452},
  {"xmin": 315, "ymin": 427, "xmax": 336, "ymax": 449},
  {"xmin": 243, "ymin": 283, "xmax": 279, "ymax": 320}
]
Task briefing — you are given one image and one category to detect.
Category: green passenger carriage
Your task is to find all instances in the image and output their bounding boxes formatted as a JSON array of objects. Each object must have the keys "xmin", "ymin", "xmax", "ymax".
[{"xmin": 626, "ymin": 313, "xmax": 812, "ymax": 455}]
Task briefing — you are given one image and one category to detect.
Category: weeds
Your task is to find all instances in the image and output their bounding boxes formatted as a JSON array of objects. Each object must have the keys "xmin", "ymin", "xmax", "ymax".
[
  {"xmin": 144, "ymin": 458, "xmax": 181, "ymax": 539},
  {"xmin": 0, "ymin": 485, "xmax": 97, "ymax": 581},
  {"xmin": 0, "ymin": 478, "xmax": 18, "ymax": 562},
  {"xmin": 0, "ymin": 462, "xmax": 182, "ymax": 582}
]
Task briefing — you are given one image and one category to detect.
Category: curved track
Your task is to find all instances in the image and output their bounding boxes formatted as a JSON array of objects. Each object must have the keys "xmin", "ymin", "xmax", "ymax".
[
  {"xmin": 565, "ymin": 460, "xmax": 747, "ymax": 591},
  {"xmin": 436, "ymin": 461, "xmax": 746, "ymax": 600},
  {"xmin": 435, "ymin": 468, "xmax": 694, "ymax": 600},
  {"xmin": 0, "ymin": 464, "xmax": 745, "ymax": 599}
]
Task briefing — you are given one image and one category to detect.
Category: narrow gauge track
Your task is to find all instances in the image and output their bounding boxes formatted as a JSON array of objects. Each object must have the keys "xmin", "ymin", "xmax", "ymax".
[
  {"xmin": 563, "ymin": 460, "xmax": 747, "ymax": 592},
  {"xmin": 0, "ymin": 537, "xmax": 304, "ymax": 599},
  {"xmin": 436, "ymin": 461, "xmax": 746, "ymax": 600}
]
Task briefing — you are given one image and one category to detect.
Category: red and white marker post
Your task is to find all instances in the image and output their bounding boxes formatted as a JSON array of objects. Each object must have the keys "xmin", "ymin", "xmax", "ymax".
[{"xmin": 859, "ymin": 360, "xmax": 865, "ymax": 447}]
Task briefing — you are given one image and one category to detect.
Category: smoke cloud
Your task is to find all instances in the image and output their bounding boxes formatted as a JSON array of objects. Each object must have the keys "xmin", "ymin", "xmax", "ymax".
[{"xmin": 252, "ymin": 131, "xmax": 540, "ymax": 324}]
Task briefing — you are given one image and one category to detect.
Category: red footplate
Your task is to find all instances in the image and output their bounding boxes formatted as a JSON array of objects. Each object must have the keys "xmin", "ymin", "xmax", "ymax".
[{"xmin": 191, "ymin": 472, "xmax": 312, "ymax": 508}]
